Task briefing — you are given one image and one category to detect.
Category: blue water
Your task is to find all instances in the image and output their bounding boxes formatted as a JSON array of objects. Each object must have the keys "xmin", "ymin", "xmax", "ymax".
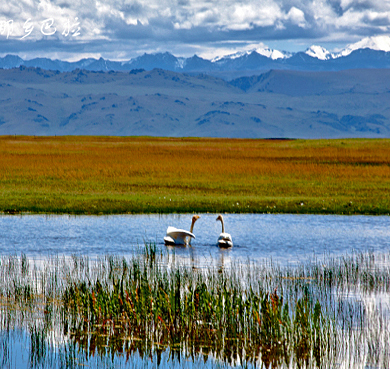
[
  {"xmin": 1, "ymin": 213, "xmax": 390, "ymax": 368},
  {"xmin": 0, "ymin": 213, "xmax": 389, "ymax": 265}
]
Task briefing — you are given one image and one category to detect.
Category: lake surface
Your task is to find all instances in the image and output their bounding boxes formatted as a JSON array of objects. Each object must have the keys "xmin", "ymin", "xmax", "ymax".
[
  {"xmin": 1, "ymin": 213, "xmax": 390, "ymax": 369},
  {"xmin": 1, "ymin": 213, "xmax": 389, "ymax": 265}
]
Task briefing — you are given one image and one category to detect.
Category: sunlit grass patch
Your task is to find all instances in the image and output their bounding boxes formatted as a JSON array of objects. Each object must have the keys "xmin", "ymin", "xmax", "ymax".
[{"xmin": 0, "ymin": 136, "xmax": 389, "ymax": 214}]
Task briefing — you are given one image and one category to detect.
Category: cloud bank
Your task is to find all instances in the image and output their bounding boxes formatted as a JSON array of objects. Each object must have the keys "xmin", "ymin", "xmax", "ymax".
[{"xmin": 0, "ymin": 0, "xmax": 389, "ymax": 60}]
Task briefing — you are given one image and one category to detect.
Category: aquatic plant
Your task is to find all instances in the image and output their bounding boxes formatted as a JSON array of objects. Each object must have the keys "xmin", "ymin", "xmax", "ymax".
[{"xmin": 1, "ymin": 248, "xmax": 390, "ymax": 368}]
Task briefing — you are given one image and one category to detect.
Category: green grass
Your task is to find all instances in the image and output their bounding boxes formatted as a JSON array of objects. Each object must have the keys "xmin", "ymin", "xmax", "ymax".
[{"xmin": 0, "ymin": 136, "xmax": 389, "ymax": 215}]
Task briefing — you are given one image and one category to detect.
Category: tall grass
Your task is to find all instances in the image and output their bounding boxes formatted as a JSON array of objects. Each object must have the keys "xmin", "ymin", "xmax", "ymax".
[
  {"xmin": 0, "ymin": 136, "xmax": 389, "ymax": 214},
  {"xmin": 1, "ymin": 248, "xmax": 389, "ymax": 368}
]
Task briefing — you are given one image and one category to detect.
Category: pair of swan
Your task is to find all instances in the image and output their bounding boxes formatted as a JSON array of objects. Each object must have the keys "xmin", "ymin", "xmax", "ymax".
[{"xmin": 164, "ymin": 214, "xmax": 233, "ymax": 248}]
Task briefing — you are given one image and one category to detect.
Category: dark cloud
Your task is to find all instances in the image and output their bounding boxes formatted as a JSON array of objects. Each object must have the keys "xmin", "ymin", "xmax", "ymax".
[
  {"xmin": 56, "ymin": 2, "xmax": 72, "ymax": 9},
  {"xmin": 120, "ymin": 2, "xmax": 145, "ymax": 16},
  {"xmin": 361, "ymin": 14, "xmax": 390, "ymax": 27},
  {"xmin": 327, "ymin": 0, "xmax": 344, "ymax": 16}
]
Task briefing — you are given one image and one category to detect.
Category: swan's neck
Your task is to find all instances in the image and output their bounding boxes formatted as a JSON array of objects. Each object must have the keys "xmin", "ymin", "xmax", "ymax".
[
  {"xmin": 220, "ymin": 219, "xmax": 225, "ymax": 233},
  {"xmin": 187, "ymin": 218, "xmax": 196, "ymax": 246},
  {"xmin": 190, "ymin": 219, "xmax": 196, "ymax": 233}
]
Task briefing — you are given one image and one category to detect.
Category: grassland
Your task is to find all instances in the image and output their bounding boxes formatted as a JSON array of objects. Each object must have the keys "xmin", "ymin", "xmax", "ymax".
[{"xmin": 0, "ymin": 135, "xmax": 389, "ymax": 215}]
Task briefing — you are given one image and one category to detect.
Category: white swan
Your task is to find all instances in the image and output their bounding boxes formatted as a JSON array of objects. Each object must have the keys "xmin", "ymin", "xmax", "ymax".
[
  {"xmin": 216, "ymin": 214, "xmax": 233, "ymax": 248},
  {"xmin": 164, "ymin": 215, "xmax": 200, "ymax": 246}
]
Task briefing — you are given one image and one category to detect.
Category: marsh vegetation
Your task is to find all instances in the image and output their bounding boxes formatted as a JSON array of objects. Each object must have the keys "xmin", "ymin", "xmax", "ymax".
[
  {"xmin": 1, "ymin": 246, "xmax": 389, "ymax": 368},
  {"xmin": 0, "ymin": 136, "xmax": 389, "ymax": 215}
]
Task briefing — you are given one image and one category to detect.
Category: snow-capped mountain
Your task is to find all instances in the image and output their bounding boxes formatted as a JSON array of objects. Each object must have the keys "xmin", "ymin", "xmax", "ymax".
[
  {"xmin": 213, "ymin": 47, "xmax": 290, "ymax": 62},
  {"xmin": 1, "ymin": 35, "xmax": 390, "ymax": 74},
  {"xmin": 305, "ymin": 45, "xmax": 333, "ymax": 60},
  {"xmin": 336, "ymin": 35, "xmax": 390, "ymax": 58},
  {"xmin": 212, "ymin": 51, "xmax": 246, "ymax": 62},
  {"xmin": 255, "ymin": 47, "xmax": 291, "ymax": 60}
]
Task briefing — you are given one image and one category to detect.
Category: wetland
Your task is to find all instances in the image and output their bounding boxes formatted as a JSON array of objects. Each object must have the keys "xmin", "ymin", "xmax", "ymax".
[
  {"xmin": 0, "ymin": 136, "xmax": 389, "ymax": 368},
  {"xmin": 0, "ymin": 213, "xmax": 389, "ymax": 368}
]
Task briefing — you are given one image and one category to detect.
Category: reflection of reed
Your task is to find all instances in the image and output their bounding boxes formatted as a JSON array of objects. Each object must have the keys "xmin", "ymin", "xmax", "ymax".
[
  {"xmin": 1, "ymin": 249, "xmax": 390, "ymax": 368},
  {"xmin": 67, "ymin": 289, "xmax": 317, "ymax": 368}
]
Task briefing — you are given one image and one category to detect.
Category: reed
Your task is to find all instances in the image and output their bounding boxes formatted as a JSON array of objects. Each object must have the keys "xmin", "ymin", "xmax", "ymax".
[
  {"xmin": 0, "ymin": 136, "xmax": 389, "ymax": 215},
  {"xmin": 1, "ymin": 247, "xmax": 389, "ymax": 368}
]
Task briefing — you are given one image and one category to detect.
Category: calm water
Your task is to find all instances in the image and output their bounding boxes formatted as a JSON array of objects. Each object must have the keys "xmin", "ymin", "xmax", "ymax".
[
  {"xmin": 1, "ymin": 213, "xmax": 389, "ymax": 265},
  {"xmin": 1, "ymin": 213, "xmax": 390, "ymax": 368}
]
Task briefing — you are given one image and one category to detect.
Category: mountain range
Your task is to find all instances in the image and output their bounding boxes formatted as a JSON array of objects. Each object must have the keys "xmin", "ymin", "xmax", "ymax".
[
  {"xmin": 0, "ymin": 35, "xmax": 389, "ymax": 138},
  {"xmin": 0, "ymin": 67, "xmax": 389, "ymax": 138},
  {"xmin": 1, "ymin": 36, "xmax": 390, "ymax": 78}
]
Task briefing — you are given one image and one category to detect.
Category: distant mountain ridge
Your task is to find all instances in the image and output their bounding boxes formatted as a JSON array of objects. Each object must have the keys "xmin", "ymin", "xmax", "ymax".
[
  {"xmin": 0, "ymin": 35, "xmax": 389, "ymax": 138},
  {"xmin": 1, "ymin": 36, "xmax": 390, "ymax": 76},
  {"xmin": 0, "ymin": 67, "xmax": 389, "ymax": 138}
]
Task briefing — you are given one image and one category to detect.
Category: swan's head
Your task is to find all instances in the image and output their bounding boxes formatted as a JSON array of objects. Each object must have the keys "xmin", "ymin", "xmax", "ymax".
[
  {"xmin": 216, "ymin": 214, "xmax": 223, "ymax": 222},
  {"xmin": 192, "ymin": 215, "xmax": 200, "ymax": 223}
]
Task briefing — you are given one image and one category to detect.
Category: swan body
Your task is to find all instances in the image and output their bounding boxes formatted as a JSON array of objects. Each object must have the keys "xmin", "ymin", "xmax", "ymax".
[
  {"xmin": 164, "ymin": 227, "xmax": 195, "ymax": 245},
  {"xmin": 164, "ymin": 215, "xmax": 200, "ymax": 246},
  {"xmin": 217, "ymin": 233, "xmax": 233, "ymax": 248},
  {"xmin": 216, "ymin": 214, "xmax": 233, "ymax": 248}
]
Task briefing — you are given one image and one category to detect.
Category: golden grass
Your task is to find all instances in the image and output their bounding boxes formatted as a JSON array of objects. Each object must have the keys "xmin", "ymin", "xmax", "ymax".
[{"xmin": 0, "ymin": 136, "xmax": 389, "ymax": 214}]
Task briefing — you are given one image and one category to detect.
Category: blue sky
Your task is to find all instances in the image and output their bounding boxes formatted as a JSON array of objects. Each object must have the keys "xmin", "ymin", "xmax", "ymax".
[{"xmin": 0, "ymin": 0, "xmax": 389, "ymax": 61}]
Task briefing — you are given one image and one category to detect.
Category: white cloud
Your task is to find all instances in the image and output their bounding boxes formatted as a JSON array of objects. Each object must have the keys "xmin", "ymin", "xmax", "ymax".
[
  {"xmin": 1, "ymin": 0, "xmax": 390, "ymax": 60},
  {"xmin": 227, "ymin": 3, "xmax": 281, "ymax": 29},
  {"xmin": 286, "ymin": 6, "xmax": 306, "ymax": 27},
  {"xmin": 3, "ymin": 0, "xmax": 389, "ymax": 38}
]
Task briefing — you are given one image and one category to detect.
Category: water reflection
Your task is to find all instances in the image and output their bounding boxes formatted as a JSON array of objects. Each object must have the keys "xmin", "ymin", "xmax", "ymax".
[
  {"xmin": 1, "ymin": 328, "xmax": 238, "ymax": 369},
  {"xmin": 1, "ymin": 250, "xmax": 390, "ymax": 369},
  {"xmin": 1, "ymin": 214, "xmax": 390, "ymax": 368},
  {"xmin": 0, "ymin": 213, "xmax": 389, "ymax": 266}
]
